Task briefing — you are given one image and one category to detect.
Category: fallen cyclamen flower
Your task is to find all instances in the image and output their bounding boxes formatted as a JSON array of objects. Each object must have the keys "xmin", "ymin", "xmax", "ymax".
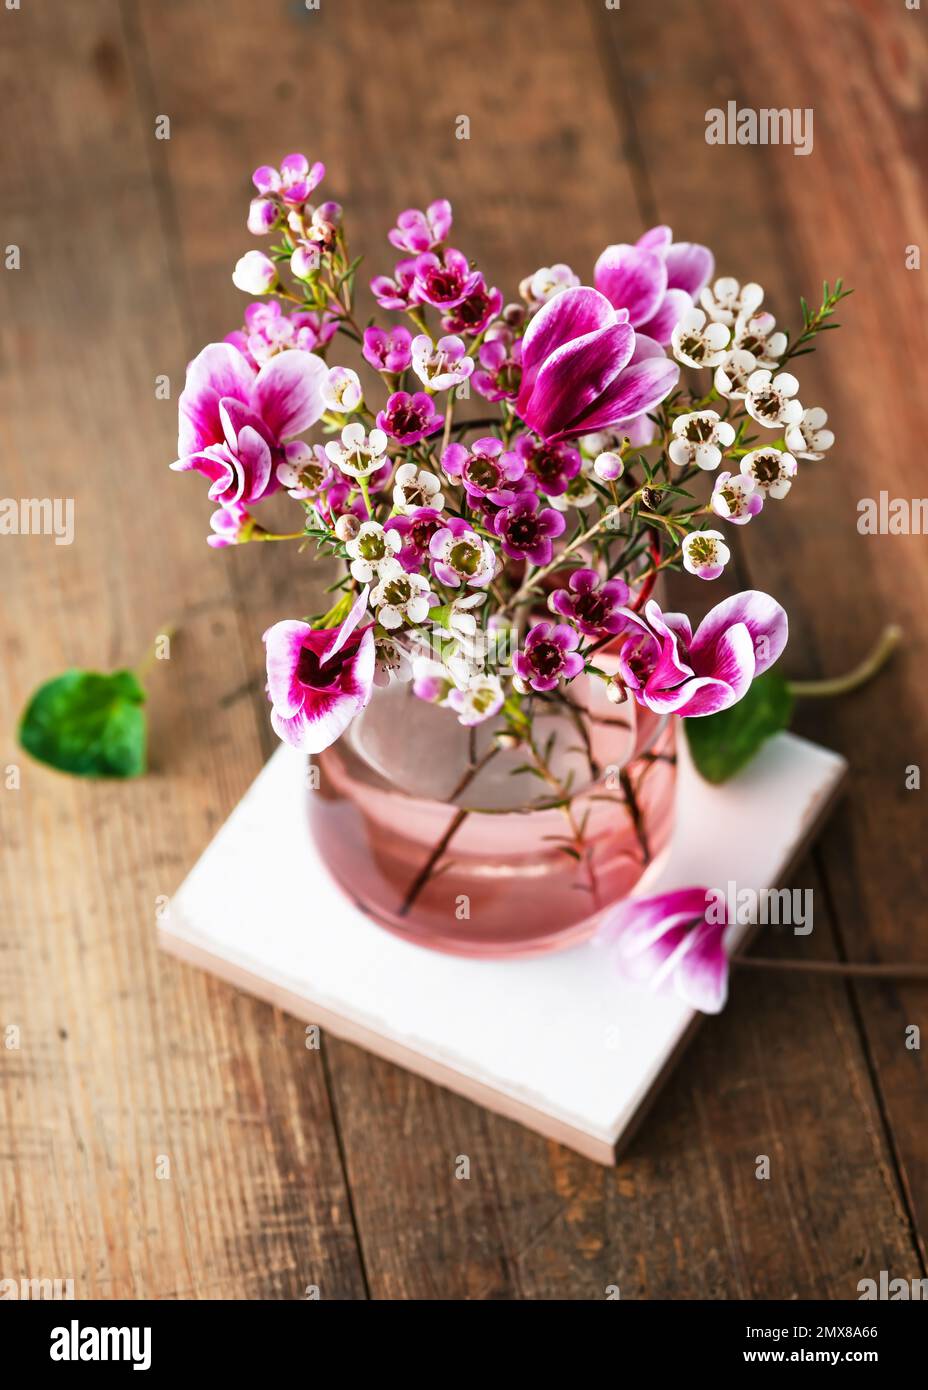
[
  {"xmin": 173, "ymin": 343, "xmax": 328, "ymax": 508},
  {"xmin": 595, "ymin": 227, "xmax": 714, "ymax": 345},
  {"xmin": 370, "ymin": 259, "xmax": 418, "ymax": 311},
  {"xmin": 594, "ymin": 887, "xmax": 730, "ymax": 1014},
  {"xmin": 512, "ymin": 622, "xmax": 584, "ymax": 693},
  {"xmin": 740, "ymin": 446, "xmax": 798, "ymax": 499},
  {"xmin": 345, "ymin": 520, "xmax": 402, "ymax": 583},
  {"xmin": 700, "ymin": 276, "xmax": 764, "ymax": 326},
  {"xmin": 362, "ymin": 324, "xmax": 413, "ymax": 375},
  {"xmin": 516, "ymin": 287, "xmax": 679, "ymax": 442},
  {"xmin": 263, "ymin": 588, "xmax": 374, "ymax": 753},
  {"xmin": 671, "ymin": 306, "xmax": 731, "ymax": 369},
  {"xmin": 325, "ymin": 422, "xmax": 390, "ymax": 478},
  {"xmin": 441, "ymin": 437, "xmax": 525, "ymax": 505},
  {"xmin": 370, "ymin": 563, "xmax": 433, "ymax": 629},
  {"xmin": 388, "ymin": 199, "xmax": 452, "ymax": 254},
  {"xmin": 322, "ymin": 366, "xmax": 363, "ymax": 413},
  {"xmin": 376, "ymin": 390, "xmax": 444, "ymax": 445},
  {"xmin": 514, "ymin": 433, "xmax": 582, "ymax": 497},
  {"xmin": 710, "ymin": 470, "xmax": 763, "ymax": 525},
  {"xmin": 472, "ymin": 332, "xmax": 522, "ymax": 401},
  {"xmin": 668, "ymin": 410, "xmax": 736, "ymax": 471},
  {"xmin": 521, "ymin": 264, "xmax": 580, "ymax": 310},
  {"xmin": 232, "ymin": 250, "xmax": 277, "ymax": 295},
  {"xmin": 785, "ymin": 406, "xmax": 835, "ymax": 460},
  {"xmin": 713, "ymin": 348, "xmax": 758, "ymax": 400},
  {"xmin": 392, "ymin": 463, "xmax": 445, "ymax": 513},
  {"xmin": 446, "ymin": 673, "xmax": 504, "ymax": 727},
  {"xmin": 549, "ymin": 568, "xmax": 630, "ymax": 637},
  {"xmin": 616, "ymin": 591, "xmax": 788, "ymax": 717},
  {"xmin": 682, "ymin": 528, "xmax": 731, "ymax": 580},
  {"xmin": 410, "ymin": 334, "xmax": 474, "ymax": 391},
  {"xmin": 252, "ymin": 153, "xmax": 325, "ymax": 206},
  {"xmin": 733, "ymin": 310, "xmax": 787, "ymax": 368},
  {"xmin": 744, "ymin": 369, "xmax": 803, "ymax": 429},
  {"xmin": 493, "ymin": 492, "xmax": 566, "ymax": 566},
  {"xmin": 412, "ymin": 248, "xmax": 481, "ymax": 310},
  {"xmin": 429, "ymin": 516, "xmax": 498, "ymax": 588},
  {"xmin": 384, "ymin": 507, "xmax": 445, "ymax": 572},
  {"xmin": 441, "ymin": 278, "xmax": 503, "ymax": 337}
]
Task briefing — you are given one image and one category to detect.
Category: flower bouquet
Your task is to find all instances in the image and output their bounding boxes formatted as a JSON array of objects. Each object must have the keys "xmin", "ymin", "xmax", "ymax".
[{"xmin": 172, "ymin": 152, "xmax": 850, "ymax": 962}]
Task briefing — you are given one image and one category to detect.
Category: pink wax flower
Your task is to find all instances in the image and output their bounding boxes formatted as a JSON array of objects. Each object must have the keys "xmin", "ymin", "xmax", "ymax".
[
  {"xmin": 385, "ymin": 507, "xmax": 445, "ymax": 573},
  {"xmin": 616, "ymin": 592, "xmax": 788, "ymax": 718},
  {"xmin": 594, "ymin": 887, "xmax": 730, "ymax": 1014},
  {"xmin": 492, "ymin": 491, "xmax": 567, "ymax": 566},
  {"xmin": 513, "ymin": 433, "xmax": 582, "ymax": 497},
  {"xmin": 441, "ymin": 278, "xmax": 503, "ymax": 337},
  {"xmin": 428, "ymin": 516, "xmax": 497, "ymax": 588},
  {"xmin": 412, "ymin": 248, "xmax": 481, "ymax": 310},
  {"xmin": 512, "ymin": 621, "xmax": 584, "ymax": 693},
  {"xmin": 594, "ymin": 226, "xmax": 714, "ymax": 345},
  {"xmin": 232, "ymin": 250, "xmax": 277, "ymax": 296},
  {"xmin": 252, "ymin": 153, "xmax": 325, "ymax": 207},
  {"xmin": 275, "ymin": 441, "xmax": 333, "ymax": 501},
  {"xmin": 376, "ymin": 390, "xmax": 443, "ymax": 445},
  {"xmin": 515, "ymin": 287, "xmax": 678, "ymax": 443},
  {"xmin": 225, "ymin": 301, "xmax": 337, "ymax": 369},
  {"xmin": 388, "ymin": 199, "xmax": 453, "ymax": 253},
  {"xmin": 263, "ymin": 588, "xmax": 375, "ymax": 753},
  {"xmin": 362, "ymin": 324, "xmax": 413, "ymax": 374},
  {"xmin": 473, "ymin": 331, "xmax": 523, "ymax": 401},
  {"xmin": 549, "ymin": 568, "xmax": 631, "ymax": 638},
  {"xmin": 370, "ymin": 258, "xmax": 419, "ymax": 311},
  {"xmin": 172, "ymin": 342, "xmax": 328, "ymax": 510},
  {"xmin": 441, "ymin": 437, "xmax": 525, "ymax": 505},
  {"xmin": 247, "ymin": 197, "xmax": 279, "ymax": 236}
]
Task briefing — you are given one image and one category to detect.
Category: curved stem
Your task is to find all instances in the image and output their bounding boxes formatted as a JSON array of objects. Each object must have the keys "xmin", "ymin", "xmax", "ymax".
[{"xmin": 788, "ymin": 624, "xmax": 901, "ymax": 699}]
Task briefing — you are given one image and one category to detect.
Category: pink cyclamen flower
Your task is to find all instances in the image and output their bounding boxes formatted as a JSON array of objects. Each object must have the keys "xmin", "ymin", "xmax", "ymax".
[
  {"xmin": 549, "ymin": 568, "xmax": 630, "ymax": 638},
  {"xmin": 441, "ymin": 436, "xmax": 525, "ymax": 505},
  {"xmin": 362, "ymin": 324, "xmax": 413, "ymax": 374},
  {"xmin": 388, "ymin": 199, "xmax": 453, "ymax": 253},
  {"xmin": 515, "ymin": 287, "xmax": 678, "ymax": 443},
  {"xmin": 428, "ymin": 516, "xmax": 497, "ymax": 588},
  {"xmin": 594, "ymin": 887, "xmax": 730, "ymax": 1014},
  {"xmin": 441, "ymin": 278, "xmax": 503, "ymax": 337},
  {"xmin": 412, "ymin": 248, "xmax": 481, "ymax": 310},
  {"xmin": 208, "ymin": 501, "xmax": 254, "ymax": 549},
  {"xmin": 370, "ymin": 259, "xmax": 418, "ymax": 311},
  {"xmin": 473, "ymin": 332, "xmax": 523, "ymax": 401},
  {"xmin": 172, "ymin": 341, "xmax": 328, "ymax": 511},
  {"xmin": 513, "ymin": 433, "xmax": 582, "ymax": 497},
  {"xmin": 594, "ymin": 226, "xmax": 714, "ymax": 346},
  {"xmin": 512, "ymin": 621, "xmax": 584, "ymax": 693},
  {"xmin": 376, "ymin": 390, "xmax": 443, "ymax": 445},
  {"xmin": 616, "ymin": 592, "xmax": 788, "ymax": 718},
  {"xmin": 493, "ymin": 492, "xmax": 566, "ymax": 565},
  {"xmin": 263, "ymin": 588, "xmax": 375, "ymax": 753},
  {"xmin": 252, "ymin": 153, "xmax": 325, "ymax": 207}
]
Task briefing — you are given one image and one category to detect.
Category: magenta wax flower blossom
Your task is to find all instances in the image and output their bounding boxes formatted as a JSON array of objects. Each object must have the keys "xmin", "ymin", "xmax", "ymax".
[
  {"xmin": 681, "ymin": 528, "xmax": 731, "ymax": 581},
  {"xmin": 441, "ymin": 436, "xmax": 525, "ymax": 505},
  {"xmin": 362, "ymin": 324, "xmax": 413, "ymax": 374},
  {"xmin": 549, "ymin": 568, "xmax": 630, "ymax": 638},
  {"xmin": 376, "ymin": 390, "xmax": 443, "ymax": 445},
  {"xmin": 513, "ymin": 433, "xmax": 582, "ymax": 497},
  {"xmin": 370, "ymin": 258, "xmax": 418, "ymax": 311},
  {"xmin": 322, "ymin": 365, "xmax": 363, "ymax": 413},
  {"xmin": 595, "ymin": 226, "xmax": 714, "ymax": 345},
  {"xmin": 173, "ymin": 342, "xmax": 328, "ymax": 508},
  {"xmin": 493, "ymin": 492, "xmax": 566, "ymax": 565},
  {"xmin": 385, "ymin": 507, "xmax": 445, "ymax": 573},
  {"xmin": 388, "ymin": 199, "xmax": 453, "ymax": 253},
  {"xmin": 441, "ymin": 278, "xmax": 503, "ymax": 337},
  {"xmin": 429, "ymin": 516, "xmax": 497, "ymax": 588},
  {"xmin": 252, "ymin": 153, "xmax": 325, "ymax": 207},
  {"xmin": 232, "ymin": 250, "xmax": 277, "ymax": 295},
  {"xmin": 447, "ymin": 674, "xmax": 504, "ymax": 727},
  {"xmin": 512, "ymin": 622, "xmax": 584, "ymax": 693},
  {"xmin": 616, "ymin": 592, "xmax": 788, "ymax": 718},
  {"xmin": 410, "ymin": 334, "xmax": 473, "ymax": 391},
  {"xmin": 472, "ymin": 331, "xmax": 522, "ymax": 401},
  {"xmin": 276, "ymin": 440, "xmax": 333, "ymax": 500},
  {"xmin": 594, "ymin": 887, "xmax": 730, "ymax": 1014},
  {"xmin": 412, "ymin": 248, "xmax": 481, "ymax": 310},
  {"xmin": 515, "ymin": 287, "xmax": 678, "ymax": 443},
  {"xmin": 226, "ymin": 301, "xmax": 337, "ymax": 369},
  {"xmin": 263, "ymin": 588, "xmax": 375, "ymax": 753},
  {"xmin": 710, "ymin": 470, "xmax": 763, "ymax": 525},
  {"xmin": 247, "ymin": 197, "xmax": 278, "ymax": 236}
]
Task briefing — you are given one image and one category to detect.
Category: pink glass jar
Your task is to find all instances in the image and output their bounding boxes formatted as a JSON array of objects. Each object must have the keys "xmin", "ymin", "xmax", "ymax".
[{"xmin": 308, "ymin": 672, "xmax": 676, "ymax": 959}]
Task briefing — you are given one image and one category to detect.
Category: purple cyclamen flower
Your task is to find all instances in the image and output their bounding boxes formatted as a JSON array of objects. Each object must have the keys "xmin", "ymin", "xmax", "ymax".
[
  {"xmin": 172, "ymin": 342, "xmax": 328, "ymax": 517},
  {"xmin": 263, "ymin": 588, "xmax": 375, "ymax": 753},
  {"xmin": 370, "ymin": 259, "xmax": 418, "ymax": 311},
  {"xmin": 493, "ymin": 492, "xmax": 566, "ymax": 566},
  {"xmin": 412, "ymin": 248, "xmax": 481, "ymax": 310},
  {"xmin": 512, "ymin": 621, "xmax": 584, "ymax": 693},
  {"xmin": 515, "ymin": 287, "xmax": 678, "ymax": 443},
  {"xmin": 385, "ymin": 507, "xmax": 445, "ymax": 573},
  {"xmin": 388, "ymin": 199, "xmax": 453, "ymax": 253},
  {"xmin": 472, "ymin": 331, "xmax": 523, "ymax": 401},
  {"xmin": 616, "ymin": 592, "xmax": 788, "ymax": 718},
  {"xmin": 252, "ymin": 153, "xmax": 325, "ymax": 207},
  {"xmin": 376, "ymin": 390, "xmax": 443, "ymax": 445},
  {"xmin": 594, "ymin": 886, "xmax": 730, "ymax": 1014},
  {"xmin": 441, "ymin": 436, "xmax": 525, "ymax": 505},
  {"xmin": 362, "ymin": 324, "xmax": 413, "ymax": 374},
  {"xmin": 594, "ymin": 225, "xmax": 714, "ymax": 346},
  {"xmin": 428, "ymin": 516, "xmax": 497, "ymax": 588},
  {"xmin": 549, "ymin": 568, "xmax": 630, "ymax": 638},
  {"xmin": 441, "ymin": 278, "xmax": 503, "ymax": 337},
  {"xmin": 513, "ymin": 433, "xmax": 582, "ymax": 497}
]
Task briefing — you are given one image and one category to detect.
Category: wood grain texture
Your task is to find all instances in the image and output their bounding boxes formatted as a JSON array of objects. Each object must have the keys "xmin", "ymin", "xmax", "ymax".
[{"xmin": 0, "ymin": 0, "xmax": 925, "ymax": 1298}]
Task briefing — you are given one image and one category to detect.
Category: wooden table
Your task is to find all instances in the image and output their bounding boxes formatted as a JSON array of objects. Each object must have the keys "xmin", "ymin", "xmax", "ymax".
[{"xmin": 1, "ymin": 0, "xmax": 926, "ymax": 1299}]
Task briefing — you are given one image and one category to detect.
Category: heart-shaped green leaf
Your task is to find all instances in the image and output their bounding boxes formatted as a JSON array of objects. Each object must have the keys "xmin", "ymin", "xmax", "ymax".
[
  {"xmin": 684, "ymin": 670, "xmax": 793, "ymax": 784},
  {"xmin": 18, "ymin": 669, "xmax": 147, "ymax": 778}
]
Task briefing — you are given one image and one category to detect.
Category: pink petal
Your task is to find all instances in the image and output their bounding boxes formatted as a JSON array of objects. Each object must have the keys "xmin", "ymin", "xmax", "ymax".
[
  {"xmin": 566, "ymin": 356, "xmax": 679, "ymax": 437},
  {"xmin": 636, "ymin": 225, "xmax": 673, "ymax": 253},
  {"xmin": 523, "ymin": 322, "xmax": 635, "ymax": 439},
  {"xmin": 264, "ymin": 620, "xmax": 313, "ymax": 717},
  {"xmin": 252, "ymin": 348, "xmax": 329, "ymax": 442},
  {"xmin": 593, "ymin": 245, "xmax": 668, "ymax": 326},
  {"xmin": 636, "ymin": 288, "xmax": 694, "ymax": 346},
  {"xmin": 321, "ymin": 587, "xmax": 371, "ymax": 663},
  {"xmin": 518, "ymin": 286, "xmax": 617, "ymax": 405},
  {"xmin": 676, "ymin": 921, "xmax": 729, "ymax": 1013},
  {"xmin": 665, "ymin": 242, "xmax": 714, "ymax": 296},
  {"xmin": 177, "ymin": 343, "xmax": 256, "ymax": 459},
  {"xmin": 690, "ymin": 591, "xmax": 788, "ymax": 678}
]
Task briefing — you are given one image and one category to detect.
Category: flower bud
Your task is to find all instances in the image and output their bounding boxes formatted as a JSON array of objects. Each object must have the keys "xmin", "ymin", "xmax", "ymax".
[
  {"xmin": 335, "ymin": 513, "xmax": 361, "ymax": 542},
  {"xmin": 605, "ymin": 678, "xmax": 627, "ymax": 705},
  {"xmin": 593, "ymin": 450, "xmax": 624, "ymax": 482},
  {"xmin": 247, "ymin": 197, "xmax": 278, "ymax": 236},
  {"xmin": 232, "ymin": 249, "xmax": 277, "ymax": 295},
  {"xmin": 290, "ymin": 241, "xmax": 321, "ymax": 280}
]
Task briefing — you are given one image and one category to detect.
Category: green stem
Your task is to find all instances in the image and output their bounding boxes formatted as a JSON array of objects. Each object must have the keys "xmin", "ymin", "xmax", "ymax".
[{"xmin": 788, "ymin": 625, "xmax": 901, "ymax": 699}]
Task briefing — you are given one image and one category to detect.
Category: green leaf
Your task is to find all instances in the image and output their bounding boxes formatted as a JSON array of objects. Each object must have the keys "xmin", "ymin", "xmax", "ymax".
[
  {"xmin": 18, "ymin": 669, "xmax": 147, "ymax": 779},
  {"xmin": 684, "ymin": 671, "xmax": 793, "ymax": 784}
]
